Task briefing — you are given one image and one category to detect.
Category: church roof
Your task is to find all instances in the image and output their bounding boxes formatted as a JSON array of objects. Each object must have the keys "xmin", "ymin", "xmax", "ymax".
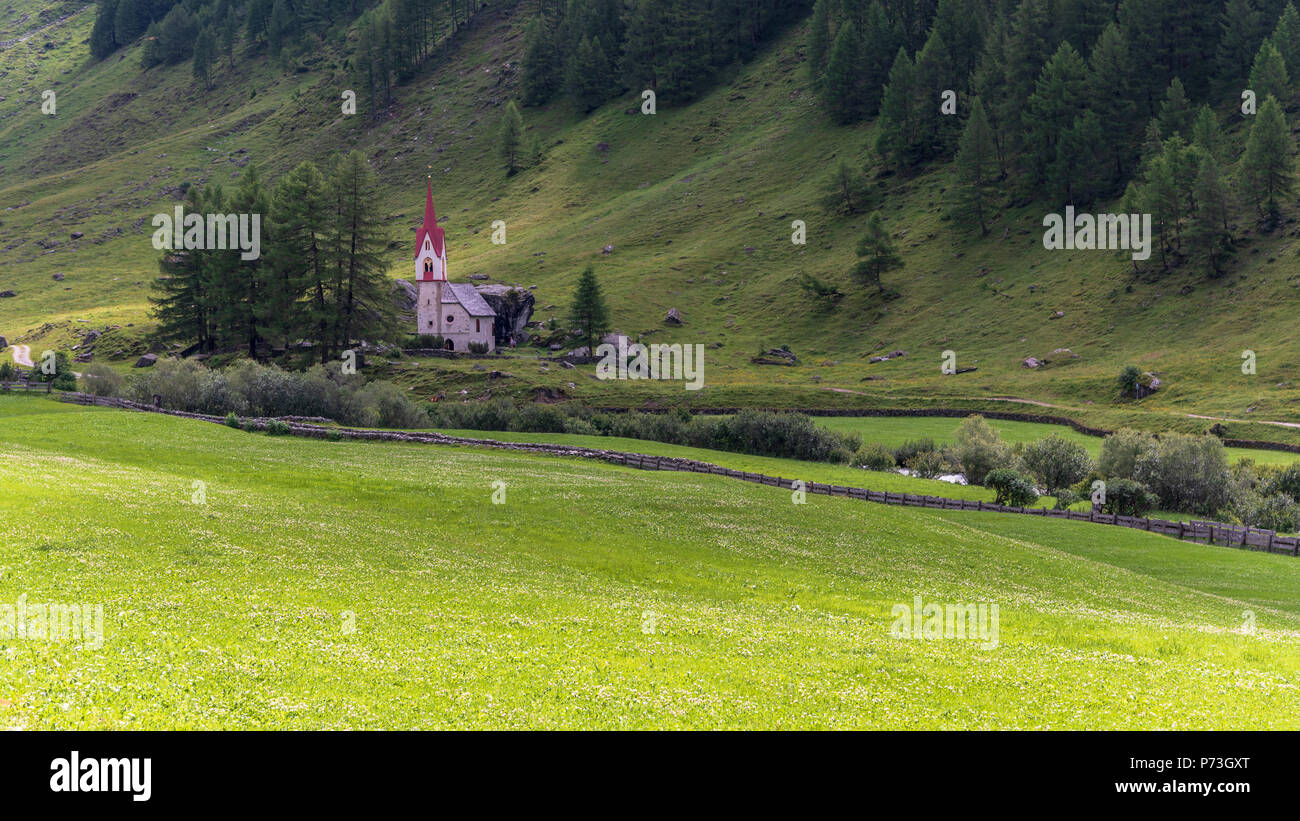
[
  {"xmin": 443, "ymin": 283, "xmax": 495, "ymax": 317},
  {"xmin": 414, "ymin": 179, "xmax": 446, "ymax": 259}
]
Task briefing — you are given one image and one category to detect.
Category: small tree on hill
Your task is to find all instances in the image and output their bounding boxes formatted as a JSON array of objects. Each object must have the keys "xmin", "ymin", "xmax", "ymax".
[
  {"xmin": 953, "ymin": 96, "xmax": 999, "ymax": 234},
  {"xmin": 1241, "ymin": 96, "xmax": 1295, "ymax": 224},
  {"xmin": 852, "ymin": 212, "xmax": 903, "ymax": 293},
  {"xmin": 568, "ymin": 265, "xmax": 609, "ymax": 354},
  {"xmin": 193, "ymin": 26, "xmax": 215, "ymax": 91},
  {"xmin": 822, "ymin": 160, "xmax": 871, "ymax": 215},
  {"xmin": 500, "ymin": 100, "xmax": 524, "ymax": 175}
]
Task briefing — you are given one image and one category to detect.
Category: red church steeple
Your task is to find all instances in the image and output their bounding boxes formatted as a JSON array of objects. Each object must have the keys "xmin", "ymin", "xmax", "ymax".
[{"xmin": 414, "ymin": 178, "xmax": 445, "ymax": 260}]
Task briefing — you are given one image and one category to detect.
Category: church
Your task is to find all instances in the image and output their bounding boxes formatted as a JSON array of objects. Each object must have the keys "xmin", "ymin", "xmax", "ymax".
[{"xmin": 414, "ymin": 180, "xmax": 496, "ymax": 352}]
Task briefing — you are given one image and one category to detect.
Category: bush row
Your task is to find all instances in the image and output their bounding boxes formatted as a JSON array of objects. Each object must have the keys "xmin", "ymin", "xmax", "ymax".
[
  {"xmin": 425, "ymin": 401, "xmax": 862, "ymax": 463},
  {"xmin": 82, "ymin": 359, "xmax": 427, "ymax": 429}
]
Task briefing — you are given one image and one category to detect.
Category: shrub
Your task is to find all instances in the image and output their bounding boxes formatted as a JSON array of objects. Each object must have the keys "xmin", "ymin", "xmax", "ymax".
[
  {"xmin": 467, "ymin": 341, "xmax": 489, "ymax": 354},
  {"xmin": 1101, "ymin": 478, "xmax": 1159, "ymax": 517},
  {"xmin": 78, "ymin": 363, "xmax": 124, "ymax": 397},
  {"xmin": 892, "ymin": 437, "xmax": 937, "ymax": 466},
  {"xmin": 1235, "ymin": 491, "xmax": 1300, "ymax": 533},
  {"xmin": 0, "ymin": 361, "xmax": 13, "ymax": 383},
  {"xmin": 1133, "ymin": 433, "xmax": 1231, "ymax": 515},
  {"xmin": 125, "ymin": 358, "xmax": 232, "ymax": 413},
  {"xmin": 28, "ymin": 351, "xmax": 76, "ymax": 389},
  {"xmin": 1053, "ymin": 489, "xmax": 1080, "ymax": 510},
  {"xmin": 1098, "ymin": 428, "xmax": 1157, "ymax": 480},
  {"xmin": 1266, "ymin": 463, "xmax": 1300, "ymax": 501},
  {"xmin": 1021, "ymin": 435, "xmax": 1094, "ymax": 494},
  {"xmin": 359, "ymin": 381, "xmax": 427, "ymax": 429},
  {"xmin": 511, "ymin": 403, "xmax": 567, "ymax": 433},
  {"xmin": 265, "ymin": 420, "xmax": 291, "ymax": 436},
  {"xmin": 951, "ymin": 415, "xmax": 1014, "ymax": 486},
  {"xmin": 856, "ymin": 442, "xmax": 897, "ymax": 471},
  {"xmin": 905, "ymin": 450, "xmax": 948, "ymax": 480},
  {"xmin": 562, "ymin": 416, "xmax": 599, "ymax": 436},
  {"xmin": 1116, "ymin": 364, "xmax": 1141, "ymax": 398},
  {"xmin": 225, "ymin": 412, "xmax": 240, "ymax": 428},
  {"xmin": 985, "ymin": 469, "xmax": 1038, "ymax": 508}
]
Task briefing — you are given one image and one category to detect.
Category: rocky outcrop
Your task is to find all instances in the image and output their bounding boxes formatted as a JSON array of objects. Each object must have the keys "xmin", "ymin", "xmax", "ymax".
[
  {"xmin": 392, "ymin": 279, "xmax": 418, "ymax": 320},
  {"xmin": 476, "ymin": 284, "xmax": 534, "ymax": 345},
  {"xmin": 134, "ymin": 353, "xmax": 158, "ymax": 368}
]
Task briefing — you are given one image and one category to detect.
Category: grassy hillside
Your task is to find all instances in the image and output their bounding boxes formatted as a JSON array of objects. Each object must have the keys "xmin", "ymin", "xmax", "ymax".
[
  {"xmin": 2, "ymin": 393, "xmax": 1299, "ymax": 729},
  {"xmin": 3, "ymin": 0, "xmax": 1300, "ymax": 439}
]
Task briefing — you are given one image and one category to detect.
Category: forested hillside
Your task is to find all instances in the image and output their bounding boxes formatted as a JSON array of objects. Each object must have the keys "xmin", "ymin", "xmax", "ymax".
[{"xmin": 3, "ymin": 0, "xmax": 1300, "ymax": 434}]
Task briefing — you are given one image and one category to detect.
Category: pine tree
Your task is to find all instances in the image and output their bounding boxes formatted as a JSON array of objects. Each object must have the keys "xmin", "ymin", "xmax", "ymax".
[
  {"xmin": 113, "ymin": 0, "xmax": 152, "ymax": 43},
  {"xmin": 914, "ymin": 27, "xmax": 961, "ymax": 158},
  {"xmin": 521, "ymin": 17, "xmax": 564, "ymax": 106},
  {"xmin": 1248, "ymin": 40, "xmax": 1290, "ymax": 104},
  {"xmin": 876, "ymin": 47, "xmax": 920, "ymax": 171},
  {"xmin": 499, "ymin": 100, "xmax": 524, "ymax": 175},
  {"xmin": 822, "ymin": 160, "xmax": 872, "ymax": 215},
  {"xmin": 214, "ymin": 166, "xmax": 270, "ymax": 358},
  {"xmin": 568, "ymin": 265, "xmax": 610, "ymax": 352},
  {"xmin": 972, "ymin": 13, "xmax": 1012, "ymax": 178},
  {"xmin": 193, "ymin": 27, "xmax": 215, "ymax": 91},
  {"xmin": 1190, "ymin": 104, "xmax": 1223, "ymax": 160},
  {"xmin": 1023, "ymin": 42, "xmax": 1089, "ymax": 188},
  {"xmin": 1269, "ymin": 2, "xmax": 1300, "ymax": 78},
  {"xmin": 1087, "ymin": 22, "xmax": 1139, "ymax": 191},
  {"xmin": 151, "ymin": 186, "xmax": 216, "ymax": 352},
  {"xmin": 853, "ymin": 212, "xmax": 904, "ymax": 293},
  {"xmin": 859, "ymin": 1, "xmax": 898, "ymax": 116},
  {"xmin": 931, "ymin": 0, "xmax": 987, "ymax": 89},
  {"xmin": 1216, "ymin": 0, "xmax": 1269, "ymax": 96},
  {"xmin": 266, "ymin": 161, "xmax": 330, "ymax": 349},
  {"xmin": 246, "ymin": 0, "xmax": 272, "ymax": 44},
  {"xmin": 1050, "ymin": 110, "xmax": 1105, "ymax": 206},
  {"xmin": 267, "ymin": 0, "xmax": 294, "ymax": 58},
  {"xmin": 90, "ymin": 0, "xmax": 121, "ymax": 59},
  {"xmin": 324, "ymin": 151, "xmax": 393, "ymax": 358},
  {"xmin": 220, "ymin": 7, "xmax": 238, "ymax": 69},
  {"xmin": 1189, "ymin": 152, "xmax": 1236, "ymax": 276},
  {"xmin": 1004, "ymin": 0, "xmax": 1055, "ymax": 156},
  {"xmin": 806, "ymin": 0, "xmax": 832, "ymax": 91},
  {"xmin": 565, "ymin": 36, "xmax": 615, "ymax": 112},
  {"xmin": 953, "ymin": 96, "xmax": 999, "ymax": 234},
  {"xmin": 1157, "ymin": 78, "xmax": 1193, "ymax": 137},
  {"xmin": 821, "ymin": 23, "xmax": 866, "ymax": 124},
  {"xmin": 1241, "ymin": 96, "xmax": 1295, "ymax": 222}
]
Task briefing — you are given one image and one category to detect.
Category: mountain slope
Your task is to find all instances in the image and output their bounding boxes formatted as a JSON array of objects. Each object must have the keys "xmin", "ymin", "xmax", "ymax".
[{"xmin": 3, "ymin": 0, "xmax": 1300, "ymax": 436}]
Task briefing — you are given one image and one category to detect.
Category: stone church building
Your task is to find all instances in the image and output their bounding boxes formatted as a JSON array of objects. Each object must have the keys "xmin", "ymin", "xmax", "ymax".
[{"xmin": 415, "ymin": 180, "xmax": 496, "ymax": 351}]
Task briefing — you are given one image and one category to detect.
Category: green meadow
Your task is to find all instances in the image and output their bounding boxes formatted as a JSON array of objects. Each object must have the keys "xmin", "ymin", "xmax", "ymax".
[{"xmin": 2, "ymin": 394, "xmax": 1298, "ymax": 729}]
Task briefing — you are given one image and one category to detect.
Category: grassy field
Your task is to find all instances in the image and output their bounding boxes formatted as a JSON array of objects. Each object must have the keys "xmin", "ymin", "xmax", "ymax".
[{"xmin": 2, "ymin": 394, "xmax": 1298, "ymax": 729}]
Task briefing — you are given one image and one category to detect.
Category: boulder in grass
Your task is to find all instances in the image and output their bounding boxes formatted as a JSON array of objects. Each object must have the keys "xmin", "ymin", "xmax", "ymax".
[
  {"xmin": 664, "ymin": 307, "xmax": 683, "ymax": 325},
  {"xmin": 134, "ymin": 353, "xmax": 158, "ymax": 368},
  {"xmin": 0, "ymin": 290, "xmax": 14, "ymax": 298},
  {"xmin": 1022, "ymin": 357, "xmax": 1041, "ymax": 369}
]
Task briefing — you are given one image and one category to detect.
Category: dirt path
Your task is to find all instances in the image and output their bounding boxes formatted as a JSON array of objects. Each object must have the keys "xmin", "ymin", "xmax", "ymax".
[{"xmin": 10, "ymin": 344, "xmax": 32, "ymax": 367}]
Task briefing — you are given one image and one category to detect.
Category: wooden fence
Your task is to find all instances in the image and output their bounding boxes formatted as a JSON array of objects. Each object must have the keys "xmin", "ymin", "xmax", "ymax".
[
  {"xmin": 0, "ymin": 380, "xmax": 52, "ymax": 393},
  {"xmin": 44, "ymin": 392, "xmax": 1300, "ymax": 559}
]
